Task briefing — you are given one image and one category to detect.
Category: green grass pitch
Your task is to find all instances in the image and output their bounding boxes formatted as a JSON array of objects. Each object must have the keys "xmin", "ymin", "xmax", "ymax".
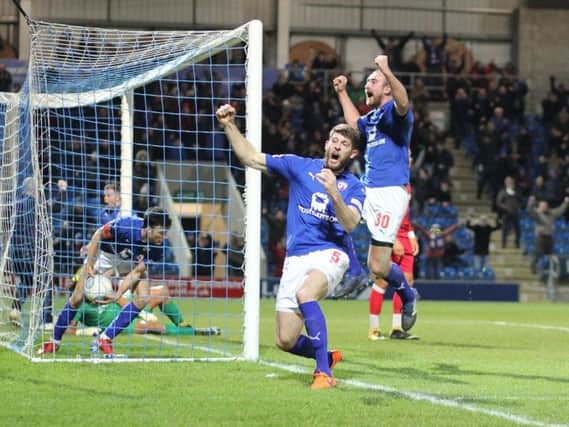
[{"xmin": 1, "ymin": 299, "xmax": 568, "ymax": 426}]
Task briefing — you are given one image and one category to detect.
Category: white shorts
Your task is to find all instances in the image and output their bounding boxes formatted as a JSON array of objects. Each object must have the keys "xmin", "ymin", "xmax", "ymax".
[
  {"xmin": 91, "ymin": 251, "xmax": 135, "ymax": 277},
  {"xmin": 275, "ymin": 249, "xmax": 349, "ymax": 313},
  {"xmin": 363, "ymin": 186, "xmax": 409, "ymax": 244}
]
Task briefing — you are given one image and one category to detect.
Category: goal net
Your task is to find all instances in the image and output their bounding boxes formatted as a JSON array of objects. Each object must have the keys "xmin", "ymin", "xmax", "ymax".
[{"xmin": 0, "ymin": 19, "xmax": 262, "ymax": 361}]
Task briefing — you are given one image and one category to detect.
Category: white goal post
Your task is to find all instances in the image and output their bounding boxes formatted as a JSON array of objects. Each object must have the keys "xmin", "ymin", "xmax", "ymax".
[{"xmin": 0, "ymin": 19, "xmax": 263, "ymax": 362}]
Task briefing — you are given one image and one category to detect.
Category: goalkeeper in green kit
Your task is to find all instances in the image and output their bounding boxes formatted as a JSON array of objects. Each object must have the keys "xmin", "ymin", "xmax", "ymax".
[{"xmin": 43, "ymin": 268, "xmax": 221, "ymax": 350}]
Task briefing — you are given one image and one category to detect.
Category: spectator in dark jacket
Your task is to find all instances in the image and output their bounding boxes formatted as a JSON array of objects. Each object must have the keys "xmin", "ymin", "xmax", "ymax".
[
  {"xmin": 495, "ymin": 176, "xmax": 523, "ymax": 248},
  {"xmin": 466, "ymin": 215, "xmax": 501, "ymax": 271}
]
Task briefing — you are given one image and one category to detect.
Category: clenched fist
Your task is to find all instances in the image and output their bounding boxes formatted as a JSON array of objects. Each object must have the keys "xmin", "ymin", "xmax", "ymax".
[
  {"xmin": 216, "ymin": 104, "xmax": 236, "ymax": 126},
  {"xmin": 333, "ymin": 75, "xmax": 347, "ymax": 93},
  {"xmin": 374, "ymin": 55, "xmax": 390, "ymax": 73}
]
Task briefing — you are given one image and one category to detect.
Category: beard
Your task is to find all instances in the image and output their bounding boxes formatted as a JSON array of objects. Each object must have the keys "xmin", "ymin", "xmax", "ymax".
[{"xmin": 324, "ymin": 154, "xmax": 349, "ymax": 173}]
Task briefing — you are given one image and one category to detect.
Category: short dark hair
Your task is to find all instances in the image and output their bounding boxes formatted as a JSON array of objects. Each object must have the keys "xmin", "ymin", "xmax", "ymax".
[
  {"xmin": 329, "ymin": 123, "xmax": 360, "ymax": 149},
  {"xmin": 143, "ymin": 206, "xmax": 172, "ymax": 229},
  {"xmin": 104, "ymin": 181, "xmax": 119, "ymax": 192}
]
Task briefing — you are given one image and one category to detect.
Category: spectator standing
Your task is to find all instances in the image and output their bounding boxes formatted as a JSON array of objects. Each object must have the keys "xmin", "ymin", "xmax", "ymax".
[
  {"xmin": 370, "ymin": 30, "xmax": 415, "ymax": 73},
  {"xmin": 99, "ymin": 182, "xmax": 121, "ymax": 226},
  {"xmin": 466, "ymin": 215, "xmax": 501, "ymax": 271},
  {"xmin": 495, "ymin": 176, "xmax": 523, "ymax": 248},
  {"xmin": 225, "ymin": 234, "xmax": 244, "ymax": 278},
  {"xmin": 9, "ymin": 177, "xmax": 53, "ymax": 327},
  {"xmin": 194, "ymin": 232, "xmax": 218, "ymax": 278},
  {"xmin": 526, "ymin": 196, "xmax": 569, "ymax": 274},
  {"xmin": 414, "ymin": 221, "xmax": 460, "ymax": 279}
]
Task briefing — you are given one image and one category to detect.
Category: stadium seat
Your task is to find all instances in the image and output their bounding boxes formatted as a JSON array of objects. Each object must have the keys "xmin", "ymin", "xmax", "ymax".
[
  {"xmin": 555, "ymin": 219, "xmax": 568, "ymax": 232},
  {"xmin": 439, "ymin": 266, "xmax": 458, "ymax": 279},
  {"xmin": 417, "ymin": 265, "xmax": 427, "ymax": 279},
  {"xmin": 524, "ymin": 241, "xmax": 536, "ymax": 256},
  {"xmin": 459, "ymin": 266, "xmax": 476, "ymax": 279},
  {"xmin": 477, "ymin": 267, "xmax": 495, "ymax": 281},
  {"xmin": 520, "ymin": 217, "xmax": 534, "ymax": 232}
]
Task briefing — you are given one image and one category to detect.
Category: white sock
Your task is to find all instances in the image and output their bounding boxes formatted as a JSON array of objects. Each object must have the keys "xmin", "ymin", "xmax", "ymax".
[
  {"xmin": 392, "ymin": 314, "xmax": 402, "ymax": 329},
  {"xmin": 369, "ymin": 314, "xmax": 380, "ymax": 330}
]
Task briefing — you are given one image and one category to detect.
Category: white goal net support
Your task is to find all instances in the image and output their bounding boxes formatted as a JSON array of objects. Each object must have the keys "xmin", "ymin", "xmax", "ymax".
[{"xmin": 0, "ymin": 19, "xmax": 262, "ymax": 361}]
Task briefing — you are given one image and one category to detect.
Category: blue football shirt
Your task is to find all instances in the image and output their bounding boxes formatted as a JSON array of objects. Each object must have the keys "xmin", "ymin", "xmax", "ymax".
[
  {"xmin": 99, "ymin": 215, "xmax": 164, "ymax": 264},
  {"xmin": 99, "ymin": 206, "xmax": 120, "ymax": 227},
  {"xmin": 265, "ymin": 154, "xmax": 366, "ymax": 257},
  {"xmin": 357, "ymin": 99, "xmax": 413, "ymax": 187}
]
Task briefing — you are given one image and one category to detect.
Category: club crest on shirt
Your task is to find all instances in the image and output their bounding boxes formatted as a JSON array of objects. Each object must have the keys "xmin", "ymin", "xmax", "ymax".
[
  {"xmin": 337, "ymin": 181, "xmax": 347, "ymax": 191},
  {"xmin": 310, "ymin": 192, "xmax": 328, "ymax": 212},
  {"xmin": 298, "ymin": 192, "xmax": 338, "ymax": 223}
]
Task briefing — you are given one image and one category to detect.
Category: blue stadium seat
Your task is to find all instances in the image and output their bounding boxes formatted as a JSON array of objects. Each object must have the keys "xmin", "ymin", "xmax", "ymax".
[
  {"xmin": 554, "ymin": 242, "xmax": 569, "ymax": 255},
  {"xmin": 524, "ymin": 241, "xmax": 536, "ymax": 255},
  {"xmin": 521, "ymin": 230, "xmax": 535, "ymax": 244},
  {"xmin": 417, "ymin": 264, "xmax": 427, "ymax": 279},
  {"xmin": 426, "ymin": 204, "xmax": 442, "ymax": 218},
  {"xmin": 520, "ymin": 217, "xmax": 534, "ymax": 232},
  {"xmin": 459, "ymin": 266, "xmax": 476, "ymax": 279},
  {"xmin": 555, "ymin": 219, "xmax": 568, "ymax": 232},
  {"xmin": 477, "ymin": 267, "xmax": 495, "ymax": 281},
  {"xmin": 458, "ymin": 253, "xmax": 474, "ymax": 266},
  {"xmin": 454, "ymin": 227, "xmax": 471, "ymax": 241},
  {"xmin": 439, "ymin": 266, "xmax": 458, "ymax": 279},
  {"xmin": 415, "ymin": 215, "xmax": 430, "ymax": 228}
]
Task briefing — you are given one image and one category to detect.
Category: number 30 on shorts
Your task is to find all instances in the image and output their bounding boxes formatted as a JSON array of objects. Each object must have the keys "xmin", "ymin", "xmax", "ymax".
[{"xmin": 374, "ymin": 213, "xmax": 391, "ymax": 229}]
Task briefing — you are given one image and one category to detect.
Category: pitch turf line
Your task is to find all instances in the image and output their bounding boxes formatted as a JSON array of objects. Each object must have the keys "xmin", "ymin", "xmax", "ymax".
[
  {"xmin": 260, "ymin": 360, "xmax": 567, "ymax": 427},
  {"xmin": 423, "ymin": 319, "xmax": 569, "ymax": 333},
  {"xmin": 146, "ymin": 336, "xmax": 566, "ymax": 427}
]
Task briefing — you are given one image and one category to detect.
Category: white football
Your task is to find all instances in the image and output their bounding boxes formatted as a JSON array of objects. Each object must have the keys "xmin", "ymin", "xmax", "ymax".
[{"xmin": 84, "ymin": 275, "xmax": 113, "ymax": 302}]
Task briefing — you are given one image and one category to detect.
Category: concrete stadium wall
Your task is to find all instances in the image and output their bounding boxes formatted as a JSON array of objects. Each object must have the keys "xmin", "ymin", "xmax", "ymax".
[{"xmin": 516, "ymin": 7, "xmax": 569, "ymax": 112}]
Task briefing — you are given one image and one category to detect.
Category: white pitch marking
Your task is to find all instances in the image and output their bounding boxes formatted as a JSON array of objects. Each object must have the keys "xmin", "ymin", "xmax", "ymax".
[
  {"xmin": 260, "ymin": 359, "xmax": 568, "ymax": 427},
  {"xmin": 145, "ymin": 337, "xmax": 568, "ymax": 427},
  {"xmin": 422, "ymin": 319, "xmax": 569, "ymax": 333}
]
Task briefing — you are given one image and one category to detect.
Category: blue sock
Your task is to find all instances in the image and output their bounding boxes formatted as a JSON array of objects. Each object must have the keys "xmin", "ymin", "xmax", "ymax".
[
  {"xmin": 385, "ymin": 262, "xmax": 415, "ymax": 304},
  {"xmin": 299, "ymin": 301, "xmax": 330, "ymax": 376},
  {"xmin": 103, "ymin": 302, "xmax": 141, "ymax": 340},
  {"xmin": 288, "ymin": 335, "xmax": 316, "ymax": 359},
  {"xmin": 53, "ymin": 302, "xmax": 78, "ymax": 342}
]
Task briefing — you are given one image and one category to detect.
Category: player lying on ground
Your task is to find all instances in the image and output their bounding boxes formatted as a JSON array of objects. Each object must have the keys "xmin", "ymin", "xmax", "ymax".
[
  {"xmin": 60, "ymin": 271, "xmax": 220, "ymax": 339},
  {"xmin": 40, "ymin": 207, "xmax": 175, "ymax": 356},
  {"xmin": 217, "ymin": 104, "xmax": 365, "ymax": 389}
]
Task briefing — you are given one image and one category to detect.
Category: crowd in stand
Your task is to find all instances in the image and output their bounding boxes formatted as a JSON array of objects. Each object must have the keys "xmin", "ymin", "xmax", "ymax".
[
  {"xmin": 262, "ymin": 35, "xmax": 569, "ymax": 281},
  {"xmin": 3, "ymin": 31, "xmax": 569, "ymax": 283},
  {"xmin": 446, "ymin": 60, "xmax": 569, "ymax": 279}
]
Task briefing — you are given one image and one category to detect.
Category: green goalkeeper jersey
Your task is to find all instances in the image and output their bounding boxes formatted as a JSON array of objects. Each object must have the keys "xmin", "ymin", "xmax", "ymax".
[{"xmin": 73, "ymin": 302, "xmax": 122, "ymax": 328}]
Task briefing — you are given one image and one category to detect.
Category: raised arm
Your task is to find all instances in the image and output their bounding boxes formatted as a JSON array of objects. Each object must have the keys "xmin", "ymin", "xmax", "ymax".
[
  {"xmin": 551, "ymin": 196, "xmax": 569, "ymax": 219},
  {"xmin": 332, "ymin": 75, "xmax": 361, "ymax": 128},
  {"xmin": 215, "ymin": 104, "xmax": 267, "ymax": 172},
  {"xmin": 375, "ymin": 55, "xmax": 409, "ymax": 116},
  {"xmin": 412, "ymin": 221, "xmax": 430, "ymax": 239},
  {"xmin": 85, "ymin": 228, "xmax": 103, "ymax": 276}
]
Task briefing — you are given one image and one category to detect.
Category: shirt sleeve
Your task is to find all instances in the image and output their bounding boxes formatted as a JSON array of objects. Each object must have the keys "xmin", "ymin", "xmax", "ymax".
[
  {"xmin": 346, "ymin": 182, "xmax": 366, "ymax": 216},
  {"xmin": 265, "ymin": 154, "xmax": 301, "ymax": 180},
  {"xmin": 356, "ymin": 115, "xmax": 366, "ymax": 135},
  {"xmin": 387, "ymin": 100, "xmax": 414, "ymax": 145}
]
